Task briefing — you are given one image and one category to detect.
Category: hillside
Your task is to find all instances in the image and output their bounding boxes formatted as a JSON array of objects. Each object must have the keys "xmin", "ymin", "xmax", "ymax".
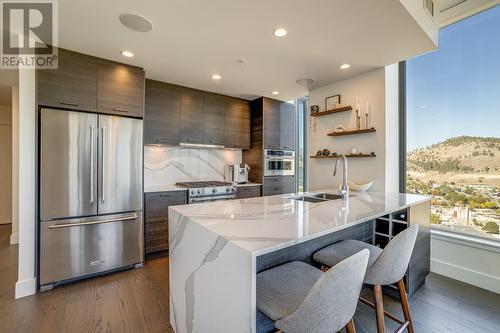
[
  {"xmin": 407, "ymin": 136, "xmax": 499, "ymax": 236},
  {"xmin": 408, "ymin": 136, "xmax": 500, "ymax": 188}
]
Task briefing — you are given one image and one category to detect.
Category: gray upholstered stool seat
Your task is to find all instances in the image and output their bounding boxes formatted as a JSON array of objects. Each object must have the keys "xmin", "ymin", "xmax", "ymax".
[
  {"xmin": 312, "ymin": 225, "xmax": 420, "ymax": 333},
  {"xmin": 256, "ymin": 261, "xmax": 323, "ymax": 320},
  {"xmin": 313, "ymin": 239, "xmax": 382, "ymax": 268},
  {"xmin": 256, "ymin": 250, "xmax": 369, "ymax": 333}
]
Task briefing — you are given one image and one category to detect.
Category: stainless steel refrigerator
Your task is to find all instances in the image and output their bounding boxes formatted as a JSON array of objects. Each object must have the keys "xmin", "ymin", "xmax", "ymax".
[{"xmin": 39, "ymin": 108, "xmax": 143, "ymax": 289}]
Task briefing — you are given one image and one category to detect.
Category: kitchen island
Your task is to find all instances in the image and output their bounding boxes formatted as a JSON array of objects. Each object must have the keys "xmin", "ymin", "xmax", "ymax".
[{"xmin": 168, "ymin": 191, "xmax": 431, "ymax": 333}]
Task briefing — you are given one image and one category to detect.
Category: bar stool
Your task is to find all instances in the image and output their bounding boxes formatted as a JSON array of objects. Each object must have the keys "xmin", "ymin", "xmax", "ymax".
[
  {"xmin": 313, "ymin": 225, "xmax": 419, "ymax": 333},
  {"xmin": 256, "ymin": 249, "xmax": 369, "ymax": 333}
]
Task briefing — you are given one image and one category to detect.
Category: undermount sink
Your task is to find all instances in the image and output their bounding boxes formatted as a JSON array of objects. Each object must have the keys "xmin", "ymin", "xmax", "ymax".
[
  {"xmin": 292, "ymin": 196, "xmax": 328, "ymax": 203},
  {"xmin": 289, "ymin": 192, "xmax": 353, "ymax": 203},
  {"xmin": 309, "ymin": 193, "xmax": 344, "ymax": 200}
]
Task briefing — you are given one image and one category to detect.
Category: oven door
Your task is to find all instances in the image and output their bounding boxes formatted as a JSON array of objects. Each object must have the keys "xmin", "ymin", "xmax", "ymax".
[{"xmin": 264, "ymin": 157, "xmax": 295, "ymax": 176}]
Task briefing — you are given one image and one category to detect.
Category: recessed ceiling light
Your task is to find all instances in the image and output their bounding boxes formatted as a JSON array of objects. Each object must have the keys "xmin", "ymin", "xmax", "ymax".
[
  {"xmin": 273, "ymin": 28, "xmax": 287, "ymax": 37},
  {"xmin": 212, "ymin": 74, "xmax": 221, "ymax": 80},
  {"xmin": 119, "ymin": 13, "xmax": 153, "ymax": 32},
  {"xmin": 271, "ymin": 91, "xmax": 280, "ymax": 95},
  {"xmin": 121, "ymin": 50, "xmax": 134, "ymax": 58},
  {"xmin": 340, "ymin": 64, "xmax": 351, "ymax": 69}
]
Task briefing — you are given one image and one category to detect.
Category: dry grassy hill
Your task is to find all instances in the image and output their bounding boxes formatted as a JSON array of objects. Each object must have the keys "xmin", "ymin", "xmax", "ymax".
[{"xmin": 408, "ymin": 136, "xmax": 500, "ymax": 187}]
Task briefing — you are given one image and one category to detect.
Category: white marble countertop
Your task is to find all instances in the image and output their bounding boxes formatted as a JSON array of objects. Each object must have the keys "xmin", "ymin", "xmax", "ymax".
[
  {"xmin": 169, "ymin": 190, "xmax": 430, "ymax": 256},
  {"xmin": 144, "ymin": 184, "xmax": 187, "ymax": 193}
]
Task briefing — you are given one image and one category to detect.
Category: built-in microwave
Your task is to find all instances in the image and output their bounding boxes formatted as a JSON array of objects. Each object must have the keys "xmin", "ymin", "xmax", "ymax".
[{"xmin": 264, "ymin": 149, "xmax": 295, "ymax": 176}]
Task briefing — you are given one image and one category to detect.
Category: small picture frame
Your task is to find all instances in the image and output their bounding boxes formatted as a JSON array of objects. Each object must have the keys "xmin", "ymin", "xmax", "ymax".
[
  {"xmin": 310, "ymin": 105, "xmax": 319, "ymax": 115},
  {"xmin": 325, "ymin": 94, "xmax": 341, "ymax": 111}
]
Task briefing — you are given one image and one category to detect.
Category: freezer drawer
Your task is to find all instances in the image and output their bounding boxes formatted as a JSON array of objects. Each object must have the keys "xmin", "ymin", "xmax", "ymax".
[{"xmin": 40, "ymin": 212, "xmax": 143, "ymax": 286}]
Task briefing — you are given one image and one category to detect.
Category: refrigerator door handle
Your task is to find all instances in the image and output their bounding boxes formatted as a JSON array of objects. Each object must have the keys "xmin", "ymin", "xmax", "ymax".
[
  {"xmin": 48, "ymin": 213, "xmax": 138, "ymax": 229},
  {"xmin": 90, "ymin": 125, "xmax": 95, "ymax": 204},
  {"xmin": 101, "ymin": 125, "xmax": 106, "ymax": 204}
]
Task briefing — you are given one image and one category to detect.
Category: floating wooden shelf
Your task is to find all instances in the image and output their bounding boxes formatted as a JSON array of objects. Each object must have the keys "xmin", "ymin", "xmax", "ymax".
[
  {"xmin": 310, "ymin": 154, "xmax": 376, "ymax": 159},
  {"xmin": 311, "ymin": 106, "xmax": 352, "ymax": 117},
  {"xmin": 327, "ymin": 128, "xmax": 376, "ymax": 136}
]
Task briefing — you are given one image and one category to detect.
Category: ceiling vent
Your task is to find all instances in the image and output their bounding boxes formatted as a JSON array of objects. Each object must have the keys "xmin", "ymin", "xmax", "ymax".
[{"xmin": 119, "ymin": 13, "xmax": 153, "ymax": 32}]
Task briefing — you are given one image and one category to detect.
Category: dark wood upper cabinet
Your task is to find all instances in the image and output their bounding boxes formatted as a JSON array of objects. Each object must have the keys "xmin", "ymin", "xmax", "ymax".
[
  {"xmin": 37, "ymin": 49, "xmax": 97, "ymax": 112},
  {"xmin": 261, "ymin": 98, "xmax": 295, "ymax": 150},
  {"xmin": 224, "ymin": 98, "xmax": 250, "ymax": 149},
  {"xmin": 203, "ymin": 93, "xmax": 226, "ymax": 145},
  {"xmin": 180, "ymin": 88, "xmax": 204, "ymax": 144},
  {"xmin": 263, "ymin": 98, "xmax": 282, "ymax": 149},
  {"xmin": 280, "ymin": 102, "xmax": 295, "ymax": 150},
  {"xmin": 144, "ymin": 80, "xmax": 181, "ymax": 145},
  {"xmin": 97, "ymin": 61, "xmax": 144, "ymax": 118}
]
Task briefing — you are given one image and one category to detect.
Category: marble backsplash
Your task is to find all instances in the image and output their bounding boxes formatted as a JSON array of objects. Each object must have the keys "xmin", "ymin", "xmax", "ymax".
[{"xmin": 144, "ymin": 146, "xmax": 242, "ymax": 186}]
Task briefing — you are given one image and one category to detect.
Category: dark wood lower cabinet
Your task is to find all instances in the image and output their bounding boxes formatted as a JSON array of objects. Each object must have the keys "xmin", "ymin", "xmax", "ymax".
[
  {"xmin": 236, "ymin": 185, "xmax": 261, "ymax": 199},
  {"xmin": 144, "ymin": 190, "xmax": 187, "ymax": 256},
  {"xmin": 263, "ymin": 176, "xmax": 295, "ymax": 196}
]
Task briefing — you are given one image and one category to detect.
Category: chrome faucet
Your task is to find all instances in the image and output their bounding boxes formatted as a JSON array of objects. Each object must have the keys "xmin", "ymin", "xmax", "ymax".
[{"xmin": 334, "ymin": 155, "xmax": 349, "ymax": 200}]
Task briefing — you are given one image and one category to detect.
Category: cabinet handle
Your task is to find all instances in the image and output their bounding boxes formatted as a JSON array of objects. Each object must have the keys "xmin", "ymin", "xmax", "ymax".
[
  {"xmin": 159, "ymin": 194, "xmax": 172, "ymax": 197},
  {"xmin": 59, "ymin": 101, "xmax": 79, "ymax": 107},
  {"xmin": 155, "ymin": 139, "xmax": 169, "ymax": 144},
  {"xmin": 113, "ymin": 108, "xmax": 129, "ymax": 113},
  {"xmin": 209, "ymin": 140, "xmax": 220, "ymax": 144}
]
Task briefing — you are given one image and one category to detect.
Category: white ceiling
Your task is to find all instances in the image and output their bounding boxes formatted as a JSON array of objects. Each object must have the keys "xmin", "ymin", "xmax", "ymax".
[
  {"xmin": 2, "ymin": 0, "xmax": 438, "ymax": 101},
  {"xmin": 438, "ymin": 0, "xmax": 499, "ymax": 26}
]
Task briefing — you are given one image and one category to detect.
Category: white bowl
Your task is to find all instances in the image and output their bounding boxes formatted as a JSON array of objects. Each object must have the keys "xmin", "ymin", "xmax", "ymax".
[{"xmin": 348, "ymin": 181, "xmax": 373, "ymax": 192}]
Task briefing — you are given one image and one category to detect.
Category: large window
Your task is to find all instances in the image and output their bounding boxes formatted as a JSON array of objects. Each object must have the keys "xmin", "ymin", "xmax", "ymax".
[{"xmin": 406, "ymin": 6, "xmax": 500, "ymax": 240}]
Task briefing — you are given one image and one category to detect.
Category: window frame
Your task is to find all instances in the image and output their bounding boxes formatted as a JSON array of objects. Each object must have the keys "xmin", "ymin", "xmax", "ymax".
[{"xmin": 400, "ymin": 7, "xmax": 500, "ymax": 242}]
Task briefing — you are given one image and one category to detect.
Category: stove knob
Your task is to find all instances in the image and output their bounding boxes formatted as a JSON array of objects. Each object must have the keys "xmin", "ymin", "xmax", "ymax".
[
  {"xmin": 212, "ymin": 188, "xmax": 217, "ymax": 193},
  {"xmin": 191, "ymin": 190, "xmax": 195, "ymax": 195},
  {"xmin": 197, "ymin": 189, "xmax": 201, "ymax": 194}
]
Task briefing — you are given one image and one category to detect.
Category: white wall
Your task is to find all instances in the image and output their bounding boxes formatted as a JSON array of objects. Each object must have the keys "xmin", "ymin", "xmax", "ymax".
[
  {"xmin": 308, "ymin": 69, "xmax": 386, "ymax": 191},
  {"xmin": 431, "ymin": 231, "xmax": 500, "ymax": 294},
  {"xmin": 384, "ymin": 64, "xmax": 400, "ymax": 193},
  {"xmin": 15, "ymin": 70, "xmax": 36, "ymax": 299},
  {"xmin": 0, "ymin": 104, "xmax": 12, "ymax": 225},
  {"xmin": 11, "ymin": 87, "xmax": 19, "ymax": 245}
]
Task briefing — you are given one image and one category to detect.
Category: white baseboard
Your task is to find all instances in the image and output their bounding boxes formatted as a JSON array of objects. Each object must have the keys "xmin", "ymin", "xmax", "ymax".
[
  {"xmin": 431, "ymin": 259, "xmax": 500, "ymax": 294},
  {"xmin": 15, "ymin": 277, "xmax": 37, "ymax": 299},
  {"xmin": 10, "ymin": 233, "xmax": 19, "ymax": 244}
]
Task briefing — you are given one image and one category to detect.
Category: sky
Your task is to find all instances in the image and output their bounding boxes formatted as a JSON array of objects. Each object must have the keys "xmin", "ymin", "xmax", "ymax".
[{"xmin": 406, "ymin": 5, "xmax": 500, "ymax": 151}]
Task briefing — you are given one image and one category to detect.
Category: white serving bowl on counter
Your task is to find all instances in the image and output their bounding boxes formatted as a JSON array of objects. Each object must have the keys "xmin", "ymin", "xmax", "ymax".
[{"xmin": 348, "ymin": 181, "xmax": 373, "ymax": 192}]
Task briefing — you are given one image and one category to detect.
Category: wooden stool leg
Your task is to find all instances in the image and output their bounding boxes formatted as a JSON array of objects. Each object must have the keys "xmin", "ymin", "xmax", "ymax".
[
  {"xmin": 346, "ymin": 319, "xmax": 357, "ymax": 333},
  {"xmin": 397, "ymin": 279, "xmax": 414, "ymax": 333},
  {"xmin": 373, "ymin": 285, "xmax": 385, "ymax": 333}
]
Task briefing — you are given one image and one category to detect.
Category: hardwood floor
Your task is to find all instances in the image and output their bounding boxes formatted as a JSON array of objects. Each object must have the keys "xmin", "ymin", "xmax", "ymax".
[
  {"xmin": 0, "ymin": 224, "xmax": 173, "ymax": 333},
  {"xmin": 354, "ymin": 274, "xmax": 500, "ymax": 333},
  {"xmin": 1, "ymin": 224, "xmax": 499, "ymax": 333}
]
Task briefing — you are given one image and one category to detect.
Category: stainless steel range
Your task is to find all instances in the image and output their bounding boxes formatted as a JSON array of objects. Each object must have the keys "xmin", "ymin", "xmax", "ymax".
[{"xmin": 176, "ymin": 181, "xmax": 237, "ymax": 203}]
